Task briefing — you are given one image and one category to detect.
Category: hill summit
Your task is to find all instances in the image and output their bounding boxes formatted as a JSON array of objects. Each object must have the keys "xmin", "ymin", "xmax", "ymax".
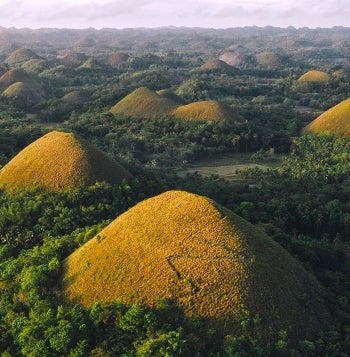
[
  {"xmin": 173, "ymin": 100, "xmax": 242, "ymax": 123},
  {"xmin": 303, "ymin": 98, "xmax": 350, "ymax": 136},
  {"xmin": 110, "ymin": 87, "xmax": 178, "ymax": 119},
  {"xmin": 0, "ymin": 131, "xmax": 132, "ymax": 192},
  {"xmin": 298, "ymin": 70, "xmax": 330, "ymax": 83},
  {"xmin": 63, "ymin": 190, "xmax": 330, "ymax": 341}
]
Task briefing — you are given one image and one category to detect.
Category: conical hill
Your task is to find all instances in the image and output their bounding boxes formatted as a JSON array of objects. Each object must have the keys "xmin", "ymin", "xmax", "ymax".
[
  {"xmin": 298, "ymin": 70, "xmax": 330, "ymax": 83},
  {"xmin": 173, "ymin": 100, "xmax": 242, "ymax": 123},
  {"xmin": 303, "ymin": 98, "xmax": 350, "ymax": 136},
  {"xmin": 0, "ymin": 131, "xmax": 132, "ymax": 192},
  {"xmin": 62, "ymin": 190, "xmax": 330, "ymax": 341},
  {"xmin": 110, "ymin": 87, "xmax": 178, "ymax": 119}
]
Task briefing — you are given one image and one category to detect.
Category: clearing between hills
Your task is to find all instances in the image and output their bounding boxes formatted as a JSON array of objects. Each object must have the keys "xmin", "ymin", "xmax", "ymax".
[{"xmin": 178, "ymin": 153, "xmax": 283, "ymax": 180}]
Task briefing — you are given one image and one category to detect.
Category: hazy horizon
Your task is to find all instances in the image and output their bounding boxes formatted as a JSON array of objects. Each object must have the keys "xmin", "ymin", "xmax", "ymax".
[{"xmin": 0, "ymin": 0, "xmax": 349, "ymax": 29}]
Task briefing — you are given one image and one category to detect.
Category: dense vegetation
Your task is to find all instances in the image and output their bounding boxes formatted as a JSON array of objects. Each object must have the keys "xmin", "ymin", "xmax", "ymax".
[{"xmin": 0, "ymin": 27, "xmax": 349, "ymax": 355}]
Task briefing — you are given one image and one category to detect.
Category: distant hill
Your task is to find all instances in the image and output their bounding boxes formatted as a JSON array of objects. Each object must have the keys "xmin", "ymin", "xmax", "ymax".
[
  {"xmin": 21, "ymin": 59, "xmax": 49, "ymax": 74},
  {"xmin": 5, "ymin": 48, "xmax": 42, "ymax": 67},
  {"xmin": 0, "ymin": 68, "xmax": 31, "ymax": 92},
  {"xmin": 110, "ymin": 87, "xmax": 178, "ymax": 119},
  {"xmin": 298, "ymin": 70, "xmax": 330, "ymax": 83},
  {"xmin": 2, "ymin": 81, "xmax": 42, "ymax": 104},
  {"xmin": 173, "ymin": 100, "xmax": 242, "ymax": 123},
  {"xmin": 107, "ymin": 52, "xmax": 129, "ymax": 67},
  {"xmin": 63, "ymin": 190, "xmax": 330, "ymax": 341},
  {"xmin": 0, "ymin": 131, "xmax": 133, "ymax": 192},
  {"xmin": 200, "ymin": 59, "xmax": 232, "ymax": 70},
  {"xmin": 303, "ymin": 98, "xmax": 350, "ymax": 136},
  {"xmin": 60, "ymin": 51, "xmax": 88, "ymax": 68},
  {"xmin": 255, "ymin": 51, "xmax": 285, "ymax": 67}
]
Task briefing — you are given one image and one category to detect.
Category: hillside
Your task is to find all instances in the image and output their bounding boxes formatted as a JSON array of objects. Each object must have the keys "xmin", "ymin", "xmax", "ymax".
[
  {"xmin": 63, "ymin": 190, "xmax": 330, "ymax": 341},
  {"xmin": 298, "ymin": 70, "xmax": 330, "ymax": 83},
  {"xmin": 173, "ymin": 100, "xmax": 242, "ymax": 123},
  {"xmin": 60, "ymin": 51, "xmax": 88, "ymax": 67},
  {"xmin": 0, "ymin": 68, "xmax": 31, "ymax": 92},
  {"xmin": 256, "ymin": 51, "xmax": 285, "ymax": 67},
  {"xmin": 303, "ymin": 98, "xmax": 350, "ymax": 136},
  {"xmin": 110, "ymin": 87, "xmax": 178, "ymax": 119},
  {"xmin": 107, "ymin": 52, "xmax": 129, "ymax": 67},
  {"xmin": 200, "ymin": 59, "xmax": 232, "ymax": 70},
  {"xmin": 21, "ymin": 59, "xmax": 49, "ymax": 74},
  {"xmin": 5, "ymin": 48, "xmax": 42, "ymax": 66},
  {"xmin": 2, "ymin": 81, "xmax": 42, "ymax": 104},
  {"xmin": 0, "ymin": 131, "xmax": 133, "ymax": 192}
]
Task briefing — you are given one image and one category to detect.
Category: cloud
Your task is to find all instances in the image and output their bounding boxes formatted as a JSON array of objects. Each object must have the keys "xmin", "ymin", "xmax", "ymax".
[{"xmin": 0, "ymin": 0, "xmax": 348, "ymax": 28}]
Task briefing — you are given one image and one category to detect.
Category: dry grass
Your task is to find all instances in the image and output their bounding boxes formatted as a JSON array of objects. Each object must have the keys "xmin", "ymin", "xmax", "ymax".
[
  {"xmin": 173, "ymin": 100, "xmax": 242, "ymax": 123},
  {"xmin": 200, "ymin": 59, "xmax": 231, "ymax": 70},
  {"xmin": 219, "ymin": 52, "xmax": 247, "ymax": 67},
  {"xmin": 110, "ymin": 87, "xmax": 179, "ymax": 119},
  {"xmin": 62, "ymin": 190, "xmax": 330, "ymax": 341},
  {"xmin": 256, "ymin": 52, "xmax": 283, "ymax": 67},
  {"xmin": 156, "ymin": 89, "xmax": 186, "ymax": 104},
  {"xmin": 5, "ymin": 48, "xmax": 41, "ymax": 66},
  {"xmin": 60, "ymin": 51, "xmax": 88, "ymax": 67},
  {"xmin": 0, "ymin": 69, "xmax": 31, "ymax": 92},
  {"xmin": 298, "ymin": 70, "xmax": 330, "ymax": 83},
  {"xmin": 21, "ymin": 59, "xmax": 49, "ymax": 74},
  {"xmin": 303, "ymin": 98, "xmax": 350, "ymax": 137},
  {"xmin": 2, "ymin": 81, "xmax": 42, "ymax": 103},
  {"xmin": 0, "ymin": 131, "xmax": 133, "ymax": 192},
  {"xmin": 108, "ymin": 52, "xmax": 129, "ymax": 67}
]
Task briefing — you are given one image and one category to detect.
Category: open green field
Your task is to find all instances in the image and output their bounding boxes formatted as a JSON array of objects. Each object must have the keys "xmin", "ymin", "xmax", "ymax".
[{"xmin": 178, "ymin": 153, "xmax": 283, "ymax": 180}]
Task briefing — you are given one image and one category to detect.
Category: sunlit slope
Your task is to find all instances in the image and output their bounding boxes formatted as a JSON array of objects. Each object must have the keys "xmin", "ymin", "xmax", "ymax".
[
  {"xmin": 110, "ymin": 87, "xmax": 178, "ymax": 119},
  {"xmin": 298, "ymin": 70, "xmax": 330, "ymax": 83},
  {"xmin": 0, "ymin": 131, "xmax": 132, "ymax": 192},
  {"xmin": 173, "ymin": 100, "xmax": 242, "ymax": 123},
  {"xmin": 304, "ymin": 98, "xmax": 350, "ymax": 136},
  {"xmin": 63, "ymin": 190, "xmax": 329, "ymax": 340}
]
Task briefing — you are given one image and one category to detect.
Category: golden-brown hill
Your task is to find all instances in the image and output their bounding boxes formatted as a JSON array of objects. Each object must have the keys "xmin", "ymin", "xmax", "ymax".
[
  {"xmin": 0, "ymin": 68, "xmax": 31, "ymax": 92},
  {"xmin": 5, "ymin": 48, "xmax": 42, "ymax": 66},
  {"xmin": 200, "ymin": 59, "xmax": 232, "ymax": 70},
  {"xmin": 303, "ymin": 98, "xmax": 350, "ymax": 136},
  {"xmin": 60, "ymin": 51, "xmax": 88, "ymax": 68},
  {"xmin": 110, "ymin": 87, "xmax": 178, "ymax": 119},
  {"xmin": 62, "ymin": 190, "xmax": 330, "ymax": 341},
  {"xmin": 0, "ymin": 131, "xmax": 132, "ymax": 192},
  {"xmin": 173, "ymin": 100, "xmax": 242, "ymax": 123},
  {"xmin": 2, "ymin": 81, "xmax": 42, "ymax": 104},
  {"xmin": 298, "ymin": 70, "xmax": 330, "ymax": 83}
]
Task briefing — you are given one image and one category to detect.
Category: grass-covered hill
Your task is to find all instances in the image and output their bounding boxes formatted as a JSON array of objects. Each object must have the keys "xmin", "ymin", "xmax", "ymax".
[
  {"xmin": 298, "ymin": 70, "xmax": 330, "ymax": 83},
  {"xmin": 173, "ymin": 100, "xmax": 242, "ymax": 123},
  {"xmin": 2, "ymin": 81, "xmax": 42, "ymax": 104},
  {"xmin": 0, "ymin": 130, "xmax": 132, "ymax": 192},
  {"xmin": 110, "ymin": 87, "xmax": 179, "ymax": 119},
  {"xmin": 5, "ymin": 48, "xmax": 42, "ymax": 67},
  {"xmin": 200, "ymin": 59, "xmax": 232, "ymax": 70},
  {"xmin": 304, "ymin": 98, "xmax": 350, "ymax": 136},
  {"xmin": 63, "ymin": 190, "xmax": 330, "ymax": 342},
  {"xmin": 0, "ymin": 68, "xmax": 31, "ymax": 92}
]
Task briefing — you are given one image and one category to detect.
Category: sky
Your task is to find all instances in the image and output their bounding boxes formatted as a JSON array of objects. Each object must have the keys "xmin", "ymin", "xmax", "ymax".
[{"xmin": 0, "ymin": 0, "xmax": 348, "ymax": 29}]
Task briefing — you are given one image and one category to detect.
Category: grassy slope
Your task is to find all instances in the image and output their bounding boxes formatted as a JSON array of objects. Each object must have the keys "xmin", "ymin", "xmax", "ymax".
[{"xmin": 63, "ymin": 190, "xmax": 330, "ymax": 341}]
